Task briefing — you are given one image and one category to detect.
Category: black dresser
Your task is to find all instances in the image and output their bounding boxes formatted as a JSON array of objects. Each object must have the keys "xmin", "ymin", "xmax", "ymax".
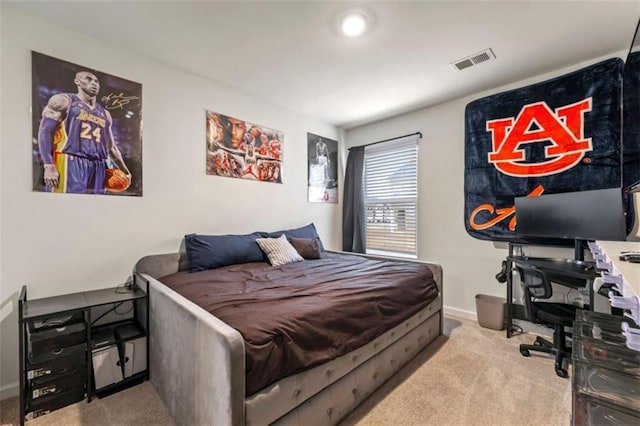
[
  {"xmin": 571, "ymin": 310, "xmax": 640, "ymax": 424},
  {"xmin": 18, "ymin": 277, "xmax": 149, "ymax": 424}
]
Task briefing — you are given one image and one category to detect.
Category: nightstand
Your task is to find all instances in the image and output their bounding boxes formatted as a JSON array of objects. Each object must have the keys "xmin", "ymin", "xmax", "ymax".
[{"xmin": 18, "ymin": 274, "xmax": 149, "ymax": 424}]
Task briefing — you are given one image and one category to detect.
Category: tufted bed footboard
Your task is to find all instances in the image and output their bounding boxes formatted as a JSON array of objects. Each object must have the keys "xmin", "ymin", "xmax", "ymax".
[{"xmin": 134, "ymin": 251, "xmax": 443, "ymax": 426}]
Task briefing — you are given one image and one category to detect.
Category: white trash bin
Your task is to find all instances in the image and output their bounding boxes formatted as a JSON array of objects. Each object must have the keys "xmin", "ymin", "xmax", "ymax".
[{"xmin": 475, "ymin": 294, "xmax": 506, "ymax": 330}]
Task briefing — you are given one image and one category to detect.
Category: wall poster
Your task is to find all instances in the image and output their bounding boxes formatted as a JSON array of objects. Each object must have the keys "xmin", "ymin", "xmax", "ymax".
[
  {"xmin": 206, "ymin": 111, "xmax": 283, "ymax": 183},
  {"xmin": 464, "ymin": 58, "xmax": 624, "ymax": 241},
  {"xmin": 31, "ymin": 51, "xmax": 142, "ymax": 196},
  {"xmin": 307, "ymin": 132, "xmax": 338, "ymax": 203}
]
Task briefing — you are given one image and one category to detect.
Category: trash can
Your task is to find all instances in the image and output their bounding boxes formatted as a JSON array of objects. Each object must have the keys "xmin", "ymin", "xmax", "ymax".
[{"xmin": 475, "ymin": 294, "xmax": 506, "ymax": 330}]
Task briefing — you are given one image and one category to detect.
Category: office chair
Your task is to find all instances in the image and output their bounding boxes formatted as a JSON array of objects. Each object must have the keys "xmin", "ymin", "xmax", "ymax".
[{"xmin": 516, "ymin": 263, "xmax": 579, "ymax": 378}]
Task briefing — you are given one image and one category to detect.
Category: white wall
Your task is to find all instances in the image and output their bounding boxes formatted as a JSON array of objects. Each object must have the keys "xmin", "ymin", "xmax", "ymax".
[
  {"xmin": 0, "ymin": 5, "xmax": 341, "ymax": 397},
  {"xmin": 345, "ymin": 54, "xmax": 640, "ymax": 320}
]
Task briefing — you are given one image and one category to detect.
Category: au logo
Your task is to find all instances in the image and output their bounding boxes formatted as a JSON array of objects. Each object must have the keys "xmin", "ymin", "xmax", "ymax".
[{"xmin": 487, "ymin": 99, "xmax": 593, "ymax": 177}]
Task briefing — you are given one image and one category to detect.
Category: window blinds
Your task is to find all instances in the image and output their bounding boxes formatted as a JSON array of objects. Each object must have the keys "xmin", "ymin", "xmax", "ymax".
[{"xmin": 364, "ymin": 135, "xmax": 418, "ymax": 257}]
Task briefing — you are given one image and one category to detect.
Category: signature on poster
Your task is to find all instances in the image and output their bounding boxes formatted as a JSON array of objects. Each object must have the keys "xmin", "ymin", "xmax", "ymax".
[{"xmin": 101, "ymin": 92, "xmax": 140, "ymax": 110}]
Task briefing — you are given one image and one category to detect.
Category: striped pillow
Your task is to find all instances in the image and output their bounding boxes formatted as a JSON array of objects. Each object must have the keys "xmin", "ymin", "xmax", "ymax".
[{"xmin": 256, "ymin": 234, "xmax": 304, "ymax": 266}]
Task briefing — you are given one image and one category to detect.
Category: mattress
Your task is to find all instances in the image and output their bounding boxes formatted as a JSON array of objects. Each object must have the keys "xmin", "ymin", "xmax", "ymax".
[{"xmin": 158, "ymin": 251, "xmax": 438, "ymax": 395}]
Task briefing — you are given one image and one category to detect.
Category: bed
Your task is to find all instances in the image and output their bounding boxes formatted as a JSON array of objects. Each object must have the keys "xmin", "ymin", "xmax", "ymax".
[{"xmin": 133, "ymin": 233, "xmax": 443, "ymax": 426}]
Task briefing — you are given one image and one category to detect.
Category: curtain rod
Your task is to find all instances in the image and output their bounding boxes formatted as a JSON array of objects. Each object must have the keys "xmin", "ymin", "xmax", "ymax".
[{"xmin": 347, "ymin": 132, "xmax": 422, "ymax": 151}]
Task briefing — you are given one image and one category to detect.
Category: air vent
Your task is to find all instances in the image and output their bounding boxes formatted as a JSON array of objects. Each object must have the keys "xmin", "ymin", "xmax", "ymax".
[{"xmin": 451, "ymin": 48, "xmax": 496, "ymax": 71}]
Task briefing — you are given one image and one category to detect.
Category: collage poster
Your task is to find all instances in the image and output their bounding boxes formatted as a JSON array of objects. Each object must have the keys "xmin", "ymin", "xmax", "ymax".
[
  {"xmin": 307, "ymin": 132, "xmax": 338, "ymax": 203},
  {"xmin": 206, "ymin": 111, "xmax": 283, "ymax": 183},
  {"xmin": 31, "ymin": 51, "xmax": 143, "ymax": 196}
]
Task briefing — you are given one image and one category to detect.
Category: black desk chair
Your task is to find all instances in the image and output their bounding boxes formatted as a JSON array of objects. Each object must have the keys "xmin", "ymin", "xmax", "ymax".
[{"xmin": 516, "ymin": 263, "xmax": 579, "ymax": 378}]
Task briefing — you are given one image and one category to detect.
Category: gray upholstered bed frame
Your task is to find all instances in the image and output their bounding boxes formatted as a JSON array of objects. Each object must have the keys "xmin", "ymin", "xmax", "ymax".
[{"xmin": 133, "ymin": 250, "xmax": 443, "ymax": 426}]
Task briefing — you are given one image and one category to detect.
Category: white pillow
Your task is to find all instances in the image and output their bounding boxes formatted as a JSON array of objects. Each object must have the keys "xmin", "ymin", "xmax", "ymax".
[{"xmin": 256, "ymin": 234, "xmax": 304, "ymax": 266}]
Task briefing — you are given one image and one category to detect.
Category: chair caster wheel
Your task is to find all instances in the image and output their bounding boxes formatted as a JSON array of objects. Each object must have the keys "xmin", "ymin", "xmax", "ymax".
[
  {"xmin": 555, "ymin": 368, "xmax": 568, "ymax": 378},
  {"xmin": 520, "ymin": 348, "xmax": 530, "ymax": 357}
]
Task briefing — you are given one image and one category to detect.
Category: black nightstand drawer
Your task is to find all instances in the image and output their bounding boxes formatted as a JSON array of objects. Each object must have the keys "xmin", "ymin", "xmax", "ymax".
[
  {"xmin": 25, "ymin": 386, "xmax": 84, "ymax": 421},
  {"xmin": 28, "ymin": 311, "xmax": 84, "ymax": 333},
  {"xmin": 27, "ymin": 343, "xmax": 86, "ymax": 380},
  {"xmin": 29, "ymin": 321, "xmax": 86, "ymax": 353},
  {"xmin": 28, "ymin": 367, "xmax": 85, "ymax": 401}
]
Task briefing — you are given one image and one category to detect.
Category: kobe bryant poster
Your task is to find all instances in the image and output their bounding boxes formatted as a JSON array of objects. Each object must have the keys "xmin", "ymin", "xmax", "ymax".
[
  {"xmin": 31, "ymin": 51, "xmax": 143, "ymax": 196},
  {"xmin": 206, "ymin": 110, "xmax": 283, "ymax": 183},
  {"xmin": 307, "ymin": 132, "xmax": 338, "ymax": 203}
]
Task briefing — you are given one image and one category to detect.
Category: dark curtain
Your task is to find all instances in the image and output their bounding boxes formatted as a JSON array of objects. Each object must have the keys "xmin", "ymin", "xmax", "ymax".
[
  {"xmin": 623, "ymin": 50, "xmax": 639, "ymax": 234},
  {"xmin": 342, "ymin": 146, "xmax": 366, "ymax": 253}
]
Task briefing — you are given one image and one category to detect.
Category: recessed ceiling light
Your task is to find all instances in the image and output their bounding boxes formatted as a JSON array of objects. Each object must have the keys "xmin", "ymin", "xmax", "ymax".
[{"xmin": 341, "ymin": 13, "xmax": 367, "ymax": 37}]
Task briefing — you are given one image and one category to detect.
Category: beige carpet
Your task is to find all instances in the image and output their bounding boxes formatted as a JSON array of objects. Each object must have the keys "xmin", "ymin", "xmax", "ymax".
[
  {"xmin": 0, "ymin": 380, "xmax": 174, "ymax": 426},
  {"xmin": 0, "ymin": 316, "xmax": 571, "ymax": 425},
  {"xmin": 341, "ymin": 316, "xmax": 571, "ymax": 425}
]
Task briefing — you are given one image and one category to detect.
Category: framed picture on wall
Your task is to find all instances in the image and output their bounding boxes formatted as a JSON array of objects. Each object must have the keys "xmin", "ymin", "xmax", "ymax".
[
  {"xmin": 307, "ymin": 132, "xmax": 338, "ymax": 203},
  {"xmin": 31, "ymin": 51, "xmax": 143, "ymax": 196},
  {"xmin": 206, "ymin": 110, "xmax": 283, "ymax": 183}
]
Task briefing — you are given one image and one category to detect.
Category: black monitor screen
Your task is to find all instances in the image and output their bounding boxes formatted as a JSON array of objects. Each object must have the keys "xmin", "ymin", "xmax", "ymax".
[{"xmin": 514, "ymin": 188, "xmax": 627, "ymax": 241}]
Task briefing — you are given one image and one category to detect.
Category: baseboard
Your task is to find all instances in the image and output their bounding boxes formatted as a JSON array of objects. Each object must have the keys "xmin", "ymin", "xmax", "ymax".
[
  {"xmin": 443, "ymin": 306, "xmax": 476, "ymax": 321},
  {"xmin": 443, "ymin": 304, "xmax": 557, "ymax": 338},
  {"xmin": 0, "ymin": 381, "xmax": 19, "ymax": 401}
]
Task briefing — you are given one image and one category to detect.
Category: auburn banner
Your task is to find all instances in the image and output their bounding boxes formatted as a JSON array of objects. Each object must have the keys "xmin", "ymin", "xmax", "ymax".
[
  {"xmin": 464, "ymin": 58, "xmax": 624, "ymax": 241},
  {"xmin": 623, "ymin": 51, "xmax": 640, "ymax": 190}
]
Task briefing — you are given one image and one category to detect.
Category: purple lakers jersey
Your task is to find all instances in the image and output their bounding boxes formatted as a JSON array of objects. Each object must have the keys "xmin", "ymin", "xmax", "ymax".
[{"xmin": 54, "ymin": 94, "xmax": 109, "ymax": 160}]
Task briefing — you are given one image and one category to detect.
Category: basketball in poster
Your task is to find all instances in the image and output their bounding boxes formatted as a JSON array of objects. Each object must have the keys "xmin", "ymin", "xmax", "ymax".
[{"xmin": 31, "ymin": 51, "xmax": 143, "ymax": 196}]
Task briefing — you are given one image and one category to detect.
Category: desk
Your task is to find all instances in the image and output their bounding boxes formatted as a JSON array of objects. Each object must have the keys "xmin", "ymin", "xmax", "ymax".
[{"xmin": 505, "ymin": 255, "xmax": 598, "ymax": 338}]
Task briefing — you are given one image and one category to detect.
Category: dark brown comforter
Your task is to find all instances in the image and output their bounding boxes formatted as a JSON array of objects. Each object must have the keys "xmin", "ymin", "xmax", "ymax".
[{"xmin": 159, "ymin": 252, "xmax": 438, "ymax": 396}]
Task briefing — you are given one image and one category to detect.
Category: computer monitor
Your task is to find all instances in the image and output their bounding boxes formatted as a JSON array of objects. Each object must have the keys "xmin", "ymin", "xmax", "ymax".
[{"xmin": 514, "ymin": 188, "xmax": 627, "ymax": 242}]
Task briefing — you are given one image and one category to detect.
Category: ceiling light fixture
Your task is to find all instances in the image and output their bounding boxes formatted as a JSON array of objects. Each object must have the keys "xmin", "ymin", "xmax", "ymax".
[{"xmin": 340, "ymin": 12, "xmax": 367, "ymax": 37}]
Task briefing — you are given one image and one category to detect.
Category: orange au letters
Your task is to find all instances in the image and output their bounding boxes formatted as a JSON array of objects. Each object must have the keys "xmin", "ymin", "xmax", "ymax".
[{"xmin": 487, "ymin": 99, "xmax": 592, "ymax": 177}]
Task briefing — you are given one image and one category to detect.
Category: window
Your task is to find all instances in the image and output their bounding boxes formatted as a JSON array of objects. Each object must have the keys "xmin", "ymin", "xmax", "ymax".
[{"xmin": 364, "ymin": 136, "xmax": 418, "ymax": 258}]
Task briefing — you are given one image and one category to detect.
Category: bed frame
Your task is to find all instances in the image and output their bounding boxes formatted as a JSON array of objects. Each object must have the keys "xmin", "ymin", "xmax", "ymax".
[{"xmin": 133, "ymin": 250, "xmax": 443, "ymax": 426}]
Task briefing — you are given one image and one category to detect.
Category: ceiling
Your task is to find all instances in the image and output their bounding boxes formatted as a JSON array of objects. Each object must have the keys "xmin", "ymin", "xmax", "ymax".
[{"xmin": 9, "ymin": 0, "xmax": 640, "ymax": 129}]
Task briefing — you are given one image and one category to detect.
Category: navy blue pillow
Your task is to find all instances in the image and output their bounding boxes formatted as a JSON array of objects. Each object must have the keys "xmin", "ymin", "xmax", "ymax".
[
  {"xmin": 267, "ymin": 223, "xmax": 325, "ymax": 251},
  {"xmin": 184, "ymin": 232, "xmax": 265, "ymax": 272}
]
